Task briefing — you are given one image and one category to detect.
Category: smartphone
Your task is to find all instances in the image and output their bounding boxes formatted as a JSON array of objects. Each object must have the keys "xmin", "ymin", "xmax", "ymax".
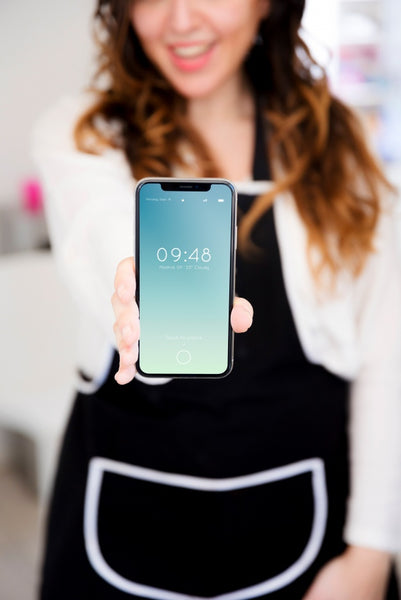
[{"xmin": 135, "ymin": 177, "xmax": 237, "ymax": 378}]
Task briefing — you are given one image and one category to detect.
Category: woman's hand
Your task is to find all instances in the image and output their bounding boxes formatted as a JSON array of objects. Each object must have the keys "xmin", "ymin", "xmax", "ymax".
[
  {"xmin": 112, "ymin": 257, "xmax": 254, "ymax": 385},
  {"xmin": 111, "ymin": 257, "xmax": 140, "ymax": 385},
  {"xmin": 303, "ymin": 546, "xmax": 392, "ymax": 600}
]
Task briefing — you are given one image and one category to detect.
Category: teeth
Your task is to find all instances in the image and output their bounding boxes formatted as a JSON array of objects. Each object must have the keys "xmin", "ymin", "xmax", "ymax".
[{"xmin": 172, "ymin": 44, "xmax": 211, "ymax": 58}]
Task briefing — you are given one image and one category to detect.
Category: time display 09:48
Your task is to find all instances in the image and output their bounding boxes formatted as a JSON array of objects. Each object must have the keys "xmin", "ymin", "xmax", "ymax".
[{"xmin": 156, "ymin": 247, "xmax": 211, "ymax": 263}]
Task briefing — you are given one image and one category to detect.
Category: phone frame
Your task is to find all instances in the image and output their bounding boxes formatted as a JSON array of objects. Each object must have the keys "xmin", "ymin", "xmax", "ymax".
[{"xmin": 135, "ymin": 177, "xmax": 237, "ymax": 379}]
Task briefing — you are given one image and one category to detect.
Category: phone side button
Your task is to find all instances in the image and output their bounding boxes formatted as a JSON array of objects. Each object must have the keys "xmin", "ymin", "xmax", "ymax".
[{"xmin": 176, "ymin": 349, "xmax": 192, "ymax": 365}]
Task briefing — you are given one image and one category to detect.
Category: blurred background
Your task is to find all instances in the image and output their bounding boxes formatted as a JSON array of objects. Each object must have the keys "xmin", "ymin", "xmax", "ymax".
[{"xmin": 0, "ymin": 0, "xmax": 400, "ymax": 598}]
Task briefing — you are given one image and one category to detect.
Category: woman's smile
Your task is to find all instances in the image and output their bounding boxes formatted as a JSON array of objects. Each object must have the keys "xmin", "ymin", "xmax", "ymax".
[{"xmin": 168, "ymin": 41, "xmax": 216, "ymax": 72}]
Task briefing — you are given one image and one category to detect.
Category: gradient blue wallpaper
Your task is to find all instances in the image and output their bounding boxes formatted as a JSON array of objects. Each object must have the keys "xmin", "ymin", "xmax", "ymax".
[{"xmin": 137, "ymin": 181, "xmax": 235, "ymax": 376}]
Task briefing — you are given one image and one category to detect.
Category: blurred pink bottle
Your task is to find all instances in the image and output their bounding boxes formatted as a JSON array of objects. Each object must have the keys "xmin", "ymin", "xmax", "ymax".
[{"xmin": 20, "ymin": 178, "xmax": 43, "ymax": 214}]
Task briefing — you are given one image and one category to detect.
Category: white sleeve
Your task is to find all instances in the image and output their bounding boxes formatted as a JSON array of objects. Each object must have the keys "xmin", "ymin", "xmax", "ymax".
[
  {"xmin": 31, "ymin": 96, "xmax": 136, "ymax": 347},
  {"xmin": 344, "ymin": 205, "xmax": 401, "ymax": 552}
]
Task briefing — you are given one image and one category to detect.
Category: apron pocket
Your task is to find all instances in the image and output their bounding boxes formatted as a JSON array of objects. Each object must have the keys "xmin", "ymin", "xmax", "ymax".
[{"xmin": 84, "ymin": 457, "xmax": 328, "ymax": 599}]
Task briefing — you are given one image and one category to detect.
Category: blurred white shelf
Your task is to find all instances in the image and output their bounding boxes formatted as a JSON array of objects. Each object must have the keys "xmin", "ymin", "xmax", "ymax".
[
  {"xmin": 386, "ymin": 161, "xmax": 401, "ymax": 190},
  {"xmin": 339, "ymin": 33, "xmax": 381, "ymax": 45},
  {"xmin": 336, "ymin": 82, "xmax": 383, "ymax": 107},
  {"xmin": 340, "ymin": 0, "xmax": 378, "ymax": 3},
  {"xmin": 340, "ymin": 0, "xmax": 379, "ymax": 4}
]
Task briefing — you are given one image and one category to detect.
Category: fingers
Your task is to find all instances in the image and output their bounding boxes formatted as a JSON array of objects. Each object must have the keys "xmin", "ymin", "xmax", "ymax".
[
  {"xmin": 231, "ymin": 297, "xmax": 254, "ymax": 333},
  {"xmin": 114, "ymin": 355, "xmax": 137, "ymax": 386},
  {"xmin": 114, "ymin": 256, "xmax": 136, "ymax": 303},
  {"xmin": 112, "ymin": 315, "xmax": 140, "ymax": 356},
  {"xmin": 112, "ymin": 257, "xmax": 139, "ymax": 385}
]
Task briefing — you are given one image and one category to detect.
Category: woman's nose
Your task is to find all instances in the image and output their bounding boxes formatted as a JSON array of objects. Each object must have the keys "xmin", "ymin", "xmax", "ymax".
[{"xmin": 167, "ymin": 0, "xmax": 199, "ymax": 33}]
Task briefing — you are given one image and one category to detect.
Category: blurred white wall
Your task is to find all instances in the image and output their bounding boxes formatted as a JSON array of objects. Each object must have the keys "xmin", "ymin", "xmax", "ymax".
[{"xmin": 0, "ymin": 0, "xmax": 96, "ymax": 207}]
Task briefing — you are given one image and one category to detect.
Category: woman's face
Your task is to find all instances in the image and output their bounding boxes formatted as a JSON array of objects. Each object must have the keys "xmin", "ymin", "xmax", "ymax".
[{"xmin": 130, "ymin": 0, "xmax": 269, "ymax": 100}]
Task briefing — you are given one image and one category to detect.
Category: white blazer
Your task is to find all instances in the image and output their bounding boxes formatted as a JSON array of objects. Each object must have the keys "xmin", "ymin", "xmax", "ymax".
[{"xmin": 32, "ymin": 95, "xmax": 401, "ymax": 553}]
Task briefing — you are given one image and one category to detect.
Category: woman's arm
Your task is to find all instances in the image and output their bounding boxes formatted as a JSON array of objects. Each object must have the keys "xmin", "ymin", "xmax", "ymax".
[
  {"xmin": 305, "ymin": 205, "xmax": 401, "ymax": 599},
  {"xmin": 32, "ymin": 96, "xmax": 138, "ymax": 346},
  {"xmin": 303, "ymin": 545, "xmax": 393, "ymax": 600},
  {"xmin": 344, "ymin": 207, "xmax": 401, "ymax": 553}
]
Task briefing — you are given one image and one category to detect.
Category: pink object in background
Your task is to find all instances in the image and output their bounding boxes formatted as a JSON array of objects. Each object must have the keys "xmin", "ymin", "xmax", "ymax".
[{"xmin": 20, "ymin": 178, "xmax": 43, "ymax": 213}]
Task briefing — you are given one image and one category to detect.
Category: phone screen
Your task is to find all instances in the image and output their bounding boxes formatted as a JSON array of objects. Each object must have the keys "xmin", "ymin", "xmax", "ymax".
[{"xmin": 136, "ymin": 179, "xmax": 236, "ymax": 377}]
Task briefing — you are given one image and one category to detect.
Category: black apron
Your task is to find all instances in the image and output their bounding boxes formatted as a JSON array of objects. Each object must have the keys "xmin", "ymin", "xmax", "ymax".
[{"xmin": 39, "ymin": 111, "xmax": 399, "ymax": 600}]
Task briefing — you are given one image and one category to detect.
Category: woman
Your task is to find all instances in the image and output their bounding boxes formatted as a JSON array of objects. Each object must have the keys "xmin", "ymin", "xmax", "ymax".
[{"xmin": 33, "ymin": 0, "xmax": 401, "ymax": 598}]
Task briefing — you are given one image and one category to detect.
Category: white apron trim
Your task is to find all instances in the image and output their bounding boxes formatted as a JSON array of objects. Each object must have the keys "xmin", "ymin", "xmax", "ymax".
[{"xmin": 84, "ymin": 457, "xmax": 328, "ymax": 599}]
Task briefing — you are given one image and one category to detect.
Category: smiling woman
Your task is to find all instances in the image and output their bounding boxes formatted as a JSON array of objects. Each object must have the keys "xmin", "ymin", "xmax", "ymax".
[{"xmin": 33, "ymin": 0, "xmax": 401, "ymax": 599}]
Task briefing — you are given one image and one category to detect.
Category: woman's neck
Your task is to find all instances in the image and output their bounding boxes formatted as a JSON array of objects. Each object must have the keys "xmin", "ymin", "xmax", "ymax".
[
  {"xmin": 186, "ymin": 74, "xmax": 256, "ymax": 181},
  {"xmin": 187, "ymin": 72, "xmax": 254, "ymax": 129}
]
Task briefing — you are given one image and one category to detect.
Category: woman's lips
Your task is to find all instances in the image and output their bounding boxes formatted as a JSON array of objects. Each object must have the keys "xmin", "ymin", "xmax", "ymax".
[{"xmin": 168, "ymin": 42, "xmax": 215, "ymax": 72}]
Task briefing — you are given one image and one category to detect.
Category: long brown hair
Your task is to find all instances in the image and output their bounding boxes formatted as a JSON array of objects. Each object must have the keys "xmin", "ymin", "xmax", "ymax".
[{"xmin": 75, "ymin": 0, "xmax": 393, "ymax": 281}]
